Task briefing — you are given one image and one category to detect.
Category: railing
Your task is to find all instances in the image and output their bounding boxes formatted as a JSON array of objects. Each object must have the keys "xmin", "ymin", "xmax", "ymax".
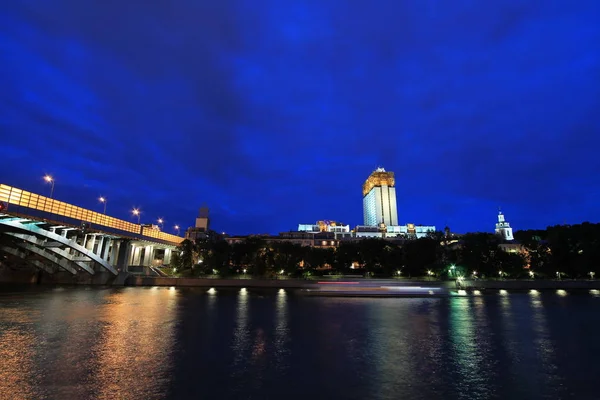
[{"xmin": 0, "ymin": 184, "xmax": 184, "ymax": 245}]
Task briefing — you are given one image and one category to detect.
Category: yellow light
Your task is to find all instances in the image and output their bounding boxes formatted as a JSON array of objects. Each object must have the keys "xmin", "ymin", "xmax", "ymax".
[
  {"xmin": 457, "ymin": 290, "xmax": 467, "ymax": 296},
  {"xmin": 473, "ymin": 290, "xmax": 481, "ymax": 295},
  {"xmin": 557, "ymin": 289, "xmax": 567, "ymax": 296},
  {"xmin": 132, "ymin": 208, "xmax": 139, "ymax": 215},
  {"xmin": 530, "ymin": 289, "xmax": 539, "ymax": 295},
  {"xmin": 500, "ymin": 290, "xmax": 508, "ymax": 295},
  {"xmin": 44, "ymin": 175, "xmax": 53, "ymax": 182}
]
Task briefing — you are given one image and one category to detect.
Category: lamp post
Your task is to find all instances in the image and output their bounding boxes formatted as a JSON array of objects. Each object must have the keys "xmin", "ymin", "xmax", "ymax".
[
  {"xmin": 174, "ymin": 225, "xmax": 180, "ymax": 236},
  {"xmin": 44, "ymin": 175, "xmax": 55, "ymax": 198},
  {"xmin": 99, "ymin": 197, "xmax": 107, "ymax": 214},
  {"xmin": 157, "ymin": 218, "xmax": 164, "ymax": 230},
  {"xmin": 132, "ymin": 208, "xmax": 141, "ymax": 224}
]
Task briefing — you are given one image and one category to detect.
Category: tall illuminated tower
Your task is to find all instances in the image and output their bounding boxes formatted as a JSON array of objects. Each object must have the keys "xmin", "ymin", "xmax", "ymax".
[
  {"xmin": 362, "ymin": 167, "xmax": 398, "ymax": 227},
  {"xmin": 495, "ymin": 209, "xmax": 514, "ymax": 241}
]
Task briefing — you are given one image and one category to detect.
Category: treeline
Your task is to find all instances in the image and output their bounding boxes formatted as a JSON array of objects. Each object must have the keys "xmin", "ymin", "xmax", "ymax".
[{"xmin": 170, "ymin": 222, "xmax": 600, "ymax": 279}]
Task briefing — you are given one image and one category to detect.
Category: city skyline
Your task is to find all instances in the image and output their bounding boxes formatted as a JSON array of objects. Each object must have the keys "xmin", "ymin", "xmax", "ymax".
[{"xmin": 2, "ymin": 1, "xmax": 599, "ymax": 235}]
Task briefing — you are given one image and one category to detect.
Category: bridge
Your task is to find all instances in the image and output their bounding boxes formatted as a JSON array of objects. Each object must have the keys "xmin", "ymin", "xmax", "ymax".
[{"xmin": 0, "ymin": 184, "xmax": 184, "ymax": 282}]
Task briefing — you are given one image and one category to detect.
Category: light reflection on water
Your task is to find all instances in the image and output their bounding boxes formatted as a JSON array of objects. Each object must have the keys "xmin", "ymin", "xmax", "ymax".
[{"xmin": 0, "ymin": 287, "xmax": 599, "ymax": 400}]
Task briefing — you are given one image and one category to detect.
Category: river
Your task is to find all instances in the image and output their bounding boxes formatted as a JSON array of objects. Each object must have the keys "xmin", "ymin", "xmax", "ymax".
[{"xmin": 0, "ymin": 286, "xmax": 598, "ymax": 399}]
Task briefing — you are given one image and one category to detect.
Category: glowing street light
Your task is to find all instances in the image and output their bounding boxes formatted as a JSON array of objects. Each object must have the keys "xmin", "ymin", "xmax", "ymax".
[
  {"xmin": 157, "ymin": 218, "xmax": 164, "ymax": 229},
  {"xmin": 99, "ymin": 197, "xmax": 107, "ymax": 214},
  {"xmin": 589, "ymin": 271, "xmax": 596, "ymax": 280},
  {"xmin": 44, "ymin": 175, "xmax": 55, "ymax": 198},
  {"xmin": 174, "ymin": 225, "xmax": 180, "ymax": 236},
  {"xmin": 529, "ymin": 270, "xmax": 535, "ymax": 278},
  {"xmin": 132, "ymin": 208, "xmax": 141, "ymax": 224}
]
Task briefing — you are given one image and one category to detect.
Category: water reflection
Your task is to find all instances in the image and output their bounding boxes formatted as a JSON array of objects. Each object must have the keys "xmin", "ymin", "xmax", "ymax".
[
  {"xmin": 274, "ymin": 289, "xmax": 289, "ymax": 372},
  {"xmin": 231, "ymin": 287, "xmax": 250, "ymax": 378},
  {"xmin": 0, "ymin": 287, "xmax": 178, "ymax": 400},
  {"xmin": 1, "ymin": 287, "xmax": 599, "ymax": 400},
  {"xmin": 449, "ymin": 297, "xmax": 493, "ymax": 399},
  {"xmin": 92, "ymin": 287, "xmax": 178, "ymax": 400},
  {"xmin": 0, "ymin": 320, "xmax": 40, "ymax": 399}
]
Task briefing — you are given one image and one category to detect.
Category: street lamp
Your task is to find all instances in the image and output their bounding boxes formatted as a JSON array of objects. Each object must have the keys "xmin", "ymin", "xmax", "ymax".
[
  {"xmin": 132, "ymin": 208, "xmax": 141, "ymax": 224},
  {"xmin": 174, "ymin": 225, "xmax": 180, "ymax": 236},
  {"xmin": 590, "ymin": 271, "xmax": 596, "ymax": 280},
  {"xmin": 157, "ymin": 218, "xmax": 164, "ymax": 230},
  {"xmin": 99, "ymin": 197, "xmax": 107, "ymax": 214},
  {"xmin": 44, "ymin": 175, "xmax": 55, "ymax": 198}
]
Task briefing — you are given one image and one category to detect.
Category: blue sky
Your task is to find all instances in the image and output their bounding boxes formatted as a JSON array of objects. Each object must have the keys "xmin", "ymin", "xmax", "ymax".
[{"xmin": 1, "ymin": 1, "xmax": 599, "ymax": 235}]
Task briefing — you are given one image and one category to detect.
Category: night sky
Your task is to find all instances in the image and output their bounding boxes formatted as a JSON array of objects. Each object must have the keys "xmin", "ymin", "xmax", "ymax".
[{"xmin": 2, "ymin": 1, "xmax": 599, "ymax": 236}]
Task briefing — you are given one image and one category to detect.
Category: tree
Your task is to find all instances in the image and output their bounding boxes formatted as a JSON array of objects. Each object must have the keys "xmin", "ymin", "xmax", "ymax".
[
  {"xmin": 459, "ymin": 233, "xmax": 501, "ymax": 277},
  {"xmin": 403, "ymin": 237, "xmax": 440, "ymax": 277}
]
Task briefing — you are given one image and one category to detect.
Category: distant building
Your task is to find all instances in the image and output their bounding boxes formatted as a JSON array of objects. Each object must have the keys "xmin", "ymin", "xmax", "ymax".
[
  {"xmin": 354, "ymin": 223, "xmax": 436, "ymax": 239},
  {"xmin": 495, "ymin": 209, "xmax": 514, "ymax": 241},
  {"xmin": 298, "ymin": 220, "xmax": 350, "ymax": 233},
  {"xmin": 186, "ymin": 206, "xmax": 211, "ymax": 241},
  {"xmin": 363, "ymin": 167, "xmax": 398, "ymax": 227}
]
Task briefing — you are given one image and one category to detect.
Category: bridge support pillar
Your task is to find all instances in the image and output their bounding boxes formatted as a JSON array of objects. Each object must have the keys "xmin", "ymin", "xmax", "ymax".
[
  {"xmin": 131, "ymin": 245, "xmax": 142, "ymax": 265},
  {"xmin": 94, "ymin": 236, "xmax": 104, "ymax": 256},
  {"xmin": 164, "ymin": 248, "xmax": 172, "ymax": 265},
  {"xmin": 143, "ymin": 245, "xmax": 154, "ymax": 267},
  {"xmin": 101, "ymin": 238, "xmax": 112, "ymax": 261},
  {"xmin": 116, "ymin": 240, "xmax": 132, "ymax": 272}
]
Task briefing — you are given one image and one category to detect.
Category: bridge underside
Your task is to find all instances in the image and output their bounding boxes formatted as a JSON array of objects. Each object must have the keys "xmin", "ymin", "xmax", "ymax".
[{"xmin": 0, "ymin": 215, "xmax": 176, "ymax": 278}]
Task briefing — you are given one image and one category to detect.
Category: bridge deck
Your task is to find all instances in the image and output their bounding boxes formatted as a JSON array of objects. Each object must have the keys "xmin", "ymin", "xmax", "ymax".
[{"xmin": 0, "ymin": 184, "xmax": 183, "ymax": 246}]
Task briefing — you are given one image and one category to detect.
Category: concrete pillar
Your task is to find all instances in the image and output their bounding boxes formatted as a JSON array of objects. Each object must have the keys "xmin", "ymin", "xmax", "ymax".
[
  {"xmin": 143, "ymin": 245, "xmax": 154, "ymax": 267},
  {"xmin": 132, "ymin": 246, "xmax": 142, "ymax": 265},
  {"xmin": 101, "ymin": 238, "xmax": 112, "ymax": 261},
  {"xmin": 84, "ymin": 235, "xmax": 96, "ymax": 251},
  {"xmin": 110, "ymin": 240, "xmax": 120, "ymax": 265},
  {"xmin": 95, "ymin": 236, "xmax": 104, "ymax": 256},
  {"xmin": 164, "ymin": 248, "xmax": 172, "ymax": 265},
  {"xmin": 116, "ymin": 240, "xmax": 132, "ymax": 272}
]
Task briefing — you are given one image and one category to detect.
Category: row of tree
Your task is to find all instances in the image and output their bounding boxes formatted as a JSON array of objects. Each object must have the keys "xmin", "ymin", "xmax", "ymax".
[{"xmin": 170, "ymin": 222, "xmax": 600, "ymax": 279}]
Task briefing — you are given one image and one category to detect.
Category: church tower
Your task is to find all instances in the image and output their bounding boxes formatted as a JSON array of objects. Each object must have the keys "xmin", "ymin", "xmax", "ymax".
[{"xmin": 495, "ymin": 209, "xmax": 514, "ymax": 241}]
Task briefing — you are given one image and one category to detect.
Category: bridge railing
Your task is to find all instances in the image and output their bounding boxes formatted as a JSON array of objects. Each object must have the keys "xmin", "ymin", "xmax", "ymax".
[{"xmin": 0, "ymin": 184, "xmax": 184, "ymax": 245}]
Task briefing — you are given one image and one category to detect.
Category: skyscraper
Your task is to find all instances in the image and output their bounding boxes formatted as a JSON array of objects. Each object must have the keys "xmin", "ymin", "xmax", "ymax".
[{"xmin": 362, "ymin": 167, "xmax": 398, "ymax": 227}]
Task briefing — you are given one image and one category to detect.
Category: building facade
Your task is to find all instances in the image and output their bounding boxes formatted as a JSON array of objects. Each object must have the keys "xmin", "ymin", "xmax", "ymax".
[
  {"xmin": 495, "ymin": 210, "xmax": 514, "ymax": 241},
  {"xmin": 186, "ymin": 206, "xmax": 211, "ymax": 241},
  {"xmin": 362, "ymin": 167, "xmax": 398, "ymax": 227}
]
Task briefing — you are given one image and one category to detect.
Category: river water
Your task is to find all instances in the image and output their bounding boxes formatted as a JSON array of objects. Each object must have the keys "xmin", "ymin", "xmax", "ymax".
[{"xmin": 0, "ymin": 286, "xmax": 598, "ymax": 400}]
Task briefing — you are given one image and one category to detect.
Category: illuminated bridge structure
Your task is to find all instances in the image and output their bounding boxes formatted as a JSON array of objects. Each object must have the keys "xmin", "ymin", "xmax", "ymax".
[{"xmin": 0, "ymin": 184, "xmax": 184, "ymax": 278}]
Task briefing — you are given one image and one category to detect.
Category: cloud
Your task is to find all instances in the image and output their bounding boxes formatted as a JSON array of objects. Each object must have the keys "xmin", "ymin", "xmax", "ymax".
[{"xmin": 1, "ymin": 0, "xmax": 599, "ymax": 234}]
